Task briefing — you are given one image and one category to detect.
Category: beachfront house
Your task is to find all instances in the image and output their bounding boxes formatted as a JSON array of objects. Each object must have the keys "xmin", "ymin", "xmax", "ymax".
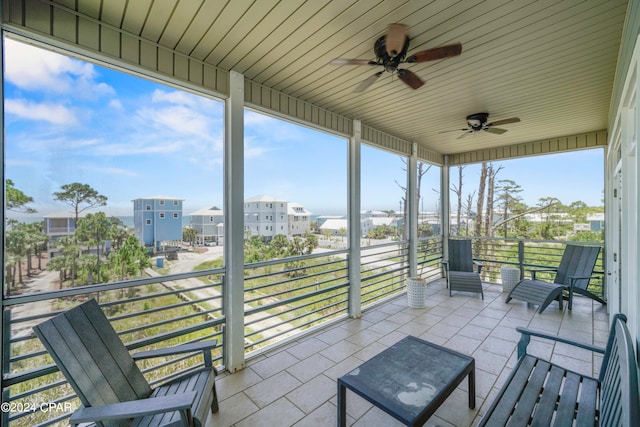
[
  {"xmin": 189, "ymin": 206, "xmax": 225, "ymax": 246},
  {"xmin": 133, "ymin": 196, "xmax": 183, "ymax": 251}
]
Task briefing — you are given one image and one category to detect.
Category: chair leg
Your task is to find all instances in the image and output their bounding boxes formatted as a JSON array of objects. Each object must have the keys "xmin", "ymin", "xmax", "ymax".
[{"xmin": 211, "ymin": 383, "xmax": 219, "ymax": 413}]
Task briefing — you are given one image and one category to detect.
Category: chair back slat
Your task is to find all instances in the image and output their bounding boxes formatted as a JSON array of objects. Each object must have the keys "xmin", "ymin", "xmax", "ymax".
[
  {"xmin": 599, "ymin": 314, "xmax": 640, "ymax": 427},
  {"xmin": 553, "ymin": 245, "xmax": 600, "ymax": 288},
  {"xmin": 34, "ymin": 299, "xmax": 152, "ymax": 422},
  {"xmin": 448, "ymin": 239, "xmax": 474, "ymax": 272}
]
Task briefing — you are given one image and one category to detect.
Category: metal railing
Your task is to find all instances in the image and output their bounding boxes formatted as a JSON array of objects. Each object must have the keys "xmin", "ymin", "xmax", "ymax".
[
  {"xmin": 360, "ymin": 240, "xmax": 410, "ymax": 308},
  {"xmin": 243, "ymin": 250, "xmax": 350, "ymax": 355},
  {"xmin": 1, "ymin": 236, "xmax": 605, "ymax": 425},
  {"xmin": 465, "ymin": 237, "xmax": 605, "ymax": 297},
  {"xmin": 2, "ymin": 270, "xmax": 225, "ymax": 427}
]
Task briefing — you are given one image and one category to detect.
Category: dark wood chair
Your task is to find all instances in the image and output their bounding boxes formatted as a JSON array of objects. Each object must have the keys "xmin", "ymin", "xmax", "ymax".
[
  {"xmin": 442, "ymin": 239, "xmax": 484, "ymax": 299},
  {"xmin": 479, "ymin": 313, "xmax": 640, "ymax": 426},
  {"xmin": 33, "ymin": 298, "xmax": 219, "ymax": 427},
  {"xmin": 506, "ymin": 244, "xmax": 602, "ymax": 313}
]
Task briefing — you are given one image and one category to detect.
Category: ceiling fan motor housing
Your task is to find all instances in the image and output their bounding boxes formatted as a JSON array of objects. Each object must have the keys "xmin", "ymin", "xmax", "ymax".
[
  {"xmin": 374, "ymin": 35, "xmax": 410, "ymax": 73},
  {"xmin": 466, "ymin": 112, "xmax": 489, "ymax": 130}
]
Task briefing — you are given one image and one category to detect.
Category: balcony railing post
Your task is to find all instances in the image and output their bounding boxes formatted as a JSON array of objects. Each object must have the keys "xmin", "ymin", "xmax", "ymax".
[
  {"xmin": 518, "ymin": 240, "xmax": 525, "ymax": 279},
  {"xmin": 1, "ymin": 309, "xmax": 10, "ymax": 427}
]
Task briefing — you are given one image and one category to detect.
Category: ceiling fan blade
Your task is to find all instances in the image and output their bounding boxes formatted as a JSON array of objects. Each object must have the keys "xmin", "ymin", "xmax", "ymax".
[
  {"xmin": 457, "ymin": 131, "xmax": 472, "ymax": 139},
  {"xmin": 407, "ymin": 43, "xmax": 463, "ymax": 63},
  {"xmin": 385, "ymin": 23, "xmax": 408, "ymax": 56},
  {"xmin": 488, "ymin": 117, "xmax": 520, "ymax": 126},
  {"xmin": 485, "ymin": 127, "xmax": 508, "ymax": 135},
  {"xmin": 353, "ymin": 71, "xmax": 383, "ymax": 93},
  {"xmin": 397, "ymin": 69, "xmax": 424, "ymax": 89},
  {"xmin": 438, "ymin": 128, "xmax": 470, "ymax": 134},
  {"xmin": 330, "ymin": 58, "xmax": 377, "ymax": 65}
]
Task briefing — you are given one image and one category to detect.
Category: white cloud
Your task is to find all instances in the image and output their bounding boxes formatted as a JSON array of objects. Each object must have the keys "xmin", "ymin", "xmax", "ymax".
[
  {"xmin": 109, "ymin": 99, "xmax": 123, "ymax": 110},
  {"xmin": 81, "ymin": 165, "xmax": 139, "ymax": 177},
  {"xmin": 152, "ymin": 89, "xmax": 200, "ymax": 107},
  {"xmin": 4, "ymin": 38, "xmax": 115, "ymax": 98},
  {"xmin": 5, "ymin": 99, "xmax": 78, "ymax": 125},
  {"xmin": 137, "ymin": 105, "xmax": 210, "ymax": 137}
]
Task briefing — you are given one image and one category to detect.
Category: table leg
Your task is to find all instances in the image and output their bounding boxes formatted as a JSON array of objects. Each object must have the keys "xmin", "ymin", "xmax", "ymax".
[
  {"xmin": 337, "ymin": 381, "xmax": 346, "ymax": 427},
  {"xmin": 468, "ymin": 365, "xmax": 476, "ymax": 409}
]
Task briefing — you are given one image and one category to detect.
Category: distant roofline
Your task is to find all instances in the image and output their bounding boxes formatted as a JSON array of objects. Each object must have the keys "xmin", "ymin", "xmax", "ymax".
[{"xmin": 132, "ymin": 195, "xmax": 184, "ymax": 201}]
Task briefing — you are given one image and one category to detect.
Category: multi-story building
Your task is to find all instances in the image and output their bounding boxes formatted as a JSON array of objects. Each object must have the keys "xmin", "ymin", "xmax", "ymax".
[
  {"xmin": 133, "ymin": 196, "xmax": 183, "ymax": 251},
  {"xmin": 287, "ymin": 202, "xmax": 312, "ymax": 236},
  {"xmin": 189, "ymin": 206, "xmax": 224, "ymax": 245},
  {"xmin": 42, "ymin": 212, "xmax": 84, "ymax": 257},
  {"xmin": 244, "ymin": 195, "xmax": 314, "ymax": 241}
]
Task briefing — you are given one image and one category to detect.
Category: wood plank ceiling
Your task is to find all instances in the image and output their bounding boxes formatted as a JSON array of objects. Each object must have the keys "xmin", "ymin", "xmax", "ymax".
[{"xmin": 59, "ymin": 0, "xmax": 628, "ymax": 156}]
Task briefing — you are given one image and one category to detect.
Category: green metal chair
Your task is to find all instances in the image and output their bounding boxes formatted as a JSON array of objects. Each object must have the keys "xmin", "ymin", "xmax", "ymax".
[
  {"xmin": 33, "ymin": 298, "xmax": 219, "ymax": 427},
  {"xmin": 506, "ymin": 244, "xmax": 602, "ymax": 313},
  {"xmin": 442, "ymin": 239, "xmax": 484, "ymax": 299}
]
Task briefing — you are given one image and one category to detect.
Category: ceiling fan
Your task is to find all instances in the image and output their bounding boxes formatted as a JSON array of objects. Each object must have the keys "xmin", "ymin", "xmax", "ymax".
[
  {"xmin": 330, "ymin": 23, "xmax": 462, "ymax": 92},
  {"xmin": 440, "ymin": 113, "xmax": 521, "ymax": 139}
]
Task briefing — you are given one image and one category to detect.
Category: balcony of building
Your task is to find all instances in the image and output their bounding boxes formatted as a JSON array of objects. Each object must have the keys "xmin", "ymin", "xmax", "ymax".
[{"xmin": 1, "ymin": 238, "xmax": 609, "ymax": 426}]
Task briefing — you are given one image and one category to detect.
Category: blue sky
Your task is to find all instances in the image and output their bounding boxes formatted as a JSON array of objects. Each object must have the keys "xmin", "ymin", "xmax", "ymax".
[{"xmin": 4, "ymin": 38, "xmax": 603, "ymax": 218}]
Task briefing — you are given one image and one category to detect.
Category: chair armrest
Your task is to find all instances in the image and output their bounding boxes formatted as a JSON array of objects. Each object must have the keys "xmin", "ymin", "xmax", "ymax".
[
  {"xmin": 567, "ymin": 275, "xmax": 599, "ymax": 286},
  {"xmin": 473, "ymin": 261, "xmax": 483, "ymax": 274},
  {"xmin": 515, "ymin": 326, "xmax": 605, "ymax": 359},
  {"xmin": 132, "ymin": 340, "xmax": 218, "ymax": 367},
  {"xmin": 69, "ymin": 392, "xmax": 197, "ymax": 425},
  {"xmin": 528, "ymin": 267, "xmax": 558, "ymax": 280}
]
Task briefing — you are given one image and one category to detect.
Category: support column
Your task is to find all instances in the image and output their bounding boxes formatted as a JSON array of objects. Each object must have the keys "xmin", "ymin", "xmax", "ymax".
[
  {"xmin": 408, "ymin": 144, "xmax": 418, "ymax": 278},
  {"xmin": 441, "ymin": 156, "xmax": 451, "ymax": 265},
  {"xmin": 348, "ymin": 120, "xmax": 361, "ymax": 318},
  {"xmin": 0, "ymin": 27, "xmax": 8, "ymax": 427},
  {"xmin": 224, "ymin": 71, "xmax": 245, "ymax": 372}
]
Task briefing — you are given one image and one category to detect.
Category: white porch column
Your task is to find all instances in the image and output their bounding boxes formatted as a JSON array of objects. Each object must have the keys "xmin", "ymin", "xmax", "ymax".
[
  {"xmin": 408, "ymin": 143, "xmax": 418, "ymax": 278},
  {"xmin": 441, "ymin": 156, "xmax": 451, "ymax": 263},
  {"xmin": 224, "ymin": 71, "xmax": 245, "ymax": 372},
  {"xmin": 348, "ymin": 120, "xmax": 361, "ymax": 318}
]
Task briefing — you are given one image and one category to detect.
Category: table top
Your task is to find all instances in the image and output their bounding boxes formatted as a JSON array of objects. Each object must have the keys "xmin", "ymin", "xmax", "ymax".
[{"xmin": 338, "ymin": 335, "xmax": 474, "ymax": 424}]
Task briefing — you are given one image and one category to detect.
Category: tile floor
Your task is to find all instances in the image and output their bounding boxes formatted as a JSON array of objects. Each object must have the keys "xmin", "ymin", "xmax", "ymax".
[{"xmin": 206, "ymin": 279, "xmax": 609, "ymax": 427}]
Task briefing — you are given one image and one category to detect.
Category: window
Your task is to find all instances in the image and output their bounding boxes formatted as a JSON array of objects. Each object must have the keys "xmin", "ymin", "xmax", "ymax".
[
  {"xmin": 160, "ymin": 212, "xmax": 165, "ymax": 219},
  {"xmin": 4, "ymin": 37, "xmax": 226, "ymax": 296},
  {"xmin": 173, "ymin": 213, "xmax": 178, "ymax": 219},
  {"xmin": 244, "ymin": 109, "xmax": 347, "ymax": 260}
]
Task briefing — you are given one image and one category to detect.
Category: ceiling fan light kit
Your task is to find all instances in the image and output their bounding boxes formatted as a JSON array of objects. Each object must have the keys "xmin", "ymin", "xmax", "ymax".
[{"xmin": 330, "ymin": 23, "xmax": 462, "ymax": 92}]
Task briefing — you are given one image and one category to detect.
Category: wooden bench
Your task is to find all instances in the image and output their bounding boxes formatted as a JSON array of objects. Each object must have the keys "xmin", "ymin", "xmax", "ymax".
[{"xmin": 479, "ymin": 314, "xmax": 640, "ymax": 426}]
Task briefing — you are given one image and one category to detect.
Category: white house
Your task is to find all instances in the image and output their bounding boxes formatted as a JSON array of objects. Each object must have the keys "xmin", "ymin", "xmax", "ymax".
[
  {"xmin": 189, "ymin": 206, "xmax": 224, "ymax": 245},
  {"xmin": 287, "ymin": 202, "xmax": 312, "ymax": 236},
  {"xmin": 362, "ymin": 216, "xmax": 397, "ymax": 236},
  {"xmin": 319, "ymin": 218, "xmax": 348, "ymax": 237},
  {"xmin": 42, "ymin": 211, "xmax": 86, "ymax": 257}
]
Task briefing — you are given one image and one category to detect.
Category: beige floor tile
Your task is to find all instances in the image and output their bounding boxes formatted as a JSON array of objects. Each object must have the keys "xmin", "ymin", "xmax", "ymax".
[
  {"xmin": 236, "ymin": 397, "xmax": 305, "ymax": 427},
  {"xmin": 206, "ymin": 279, "xmax": 602, "ymax": 427}
]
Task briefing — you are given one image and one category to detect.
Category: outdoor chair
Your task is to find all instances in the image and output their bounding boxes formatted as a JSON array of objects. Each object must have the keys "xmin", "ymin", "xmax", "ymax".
[
  {"xmin": 442, "ymin": 239, "xmax": 484, "ymax": 299},
  {"xmin": 506, "ymin": 244, "xmax": 603, "ymax": 313},
  {"xmin": 33, "ymin": 298, "xmax": 219, "ymax": 427}
]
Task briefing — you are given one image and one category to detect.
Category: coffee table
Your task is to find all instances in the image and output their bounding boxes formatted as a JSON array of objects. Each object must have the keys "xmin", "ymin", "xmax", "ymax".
[{"xmin": 337, "ymin": 335, "xmax": 475, "ymax": 426}]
